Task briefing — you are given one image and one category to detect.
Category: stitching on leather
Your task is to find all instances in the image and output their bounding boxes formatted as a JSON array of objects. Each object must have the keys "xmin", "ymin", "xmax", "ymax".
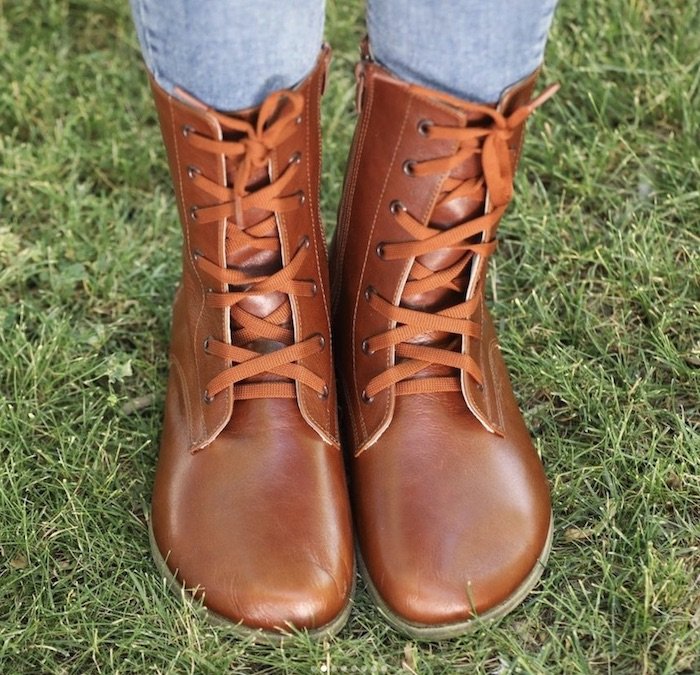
[
  {"xmin": 215, "ymin": 115, "xmax": 234, "ymax": 436},
  {"xmin": 276, "ymin": 141, "xmax": 299, "ymax": 422},
  {"xmin": 169, "ymin": 353, "xmax": 194, "ymax": 446},
  {"xmin": 340, "ymin": 377, "xmax": 361, "ymax": 449},
  {"xmin": 469, "ymin": 302, "xmax": 492, "ymax": 426},
  {"xmin": 214, "ymin": 119, "xmax": 232, "ymax": 435},
  {"xmin": 310, "ymin": 69, "xmax": 334, "ymax": 437},
  {"xmin": 276, "ymin": 77, "xmax": 337, "ymax": 447},
  {"xmin": 488, "ymin": 338, "xmax": 506, "ymax": 432},
  {"xmin": 175, "ymin": 99, "xmax": 231, "ymax": 443},
  {"xmin": 299, "ymin": 72, "xmax": 337, "ymax": 443},
  {"xmin": 380, "ymin": 95, "xmax": 415, "ymax": 439},
  {"xmin": 351, "ymin": 81, "xmax": 414, "ymax": 440},
  {"xmin": 168, "ymin": 96, "xmax": 204, "ymax": 444},
  {"xmin": 377, "ymin": 93, "xmax": 461, "ymax": 446},
  {"xmin": 346, "ymin": 79, "xmax": 376, "ymax": 438},
  {"xmin": 333, "ymin": 70, "xmax": 372, "ymax": 312},
  {"xmin": 293, "ymin": 82, "xmax": 321, "ymax": 438}
]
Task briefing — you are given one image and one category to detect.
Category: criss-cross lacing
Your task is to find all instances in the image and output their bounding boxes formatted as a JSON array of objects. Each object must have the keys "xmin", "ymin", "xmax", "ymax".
[
  {"xmin": 361, "ymin": 85, "xmax": 559, "ymax": 403},
  {"xmin": 183, "ymin": 91, "xmax": 327, "ymax": 403}
]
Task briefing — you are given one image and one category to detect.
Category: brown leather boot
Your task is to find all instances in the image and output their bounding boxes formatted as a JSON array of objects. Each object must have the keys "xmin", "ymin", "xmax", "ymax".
[
  {"xmin": 331, "ymin": 48, "xmax": 556, "ymax": 639},
  {"xmin": 147, "ymin": 47, "xmax": 354, "ymax": 639}
]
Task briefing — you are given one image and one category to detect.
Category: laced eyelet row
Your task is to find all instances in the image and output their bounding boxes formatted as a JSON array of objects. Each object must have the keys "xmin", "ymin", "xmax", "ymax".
[
  {"xmin": 361, "ymin": 285, "xmax": 376, "ymax": 402},
  {"xmin": 351, "ymin": 86, "xmax": 559, "ymax": 404},
  {"xmin": 175, "ymin": 89, "xmax": 334, "ymax": 405}
]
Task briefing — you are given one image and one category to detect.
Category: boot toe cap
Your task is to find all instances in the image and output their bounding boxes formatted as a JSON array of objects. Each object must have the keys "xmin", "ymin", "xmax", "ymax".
[
  {"xmin": 151, "ymin": 403, "xmax": 354, "ymax": 635},
  {"xmin": 363, "ymin": 512, "xmax": 551, "ymax": 627},
  {"xmin": 182, "ymin": 555, "xmax": 350, "ymax": 631},
  {"xmin": 152, "ymin": 516, "xmax": 353, "ymax": 633},
  {"xmin": 353, "ymin": 393, "xmax": 551, "ymax": 629}
]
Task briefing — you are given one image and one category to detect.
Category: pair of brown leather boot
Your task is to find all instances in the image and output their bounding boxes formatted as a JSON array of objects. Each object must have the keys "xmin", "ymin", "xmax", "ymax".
[{"xmin": 146, "ymin": 44, "xmax": 555, "ymax": 641}]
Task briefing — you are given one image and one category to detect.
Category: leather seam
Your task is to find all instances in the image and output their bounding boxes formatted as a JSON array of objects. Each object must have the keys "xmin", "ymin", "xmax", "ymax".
[
  {"xmin": 168, "ymin": 96, "xmax": 206, "ymax": 444},
  {"xmin": 214, "ymin": 112, "xmax": 232, "ymax": 436},
  {"xmin": 333, "ymin": 77, "xmax": 370, "ymax": 311},
  {"xmin": 292, "ymin": 91, "xmax": 324, "ymax": 439},
  {"xmin": 347, "ymin": 79, "xmax": 377, "ymax": 440},
  {"xmin": 468, "ymin": 303, "xmax": 496, "ymax": 431},
  {"xmin": 310, "ymin": 65, "xmax": 334, "ymax": 439},
  {"xmin": 340, "ymin": 79, "xmax": 374, "ymax": 448},
  {"xmin": 488, "ymin": 338, "xmax": 506, "ymax": 432},
  {"xmin": 169, "ymin": 353, "xmax": 194, "ymax": 447},
  {"xmin": 352, "ymin": 87, "xmax": 414, "ymax": 442},
  {"xmin": 341, "ymin": 377, "xmax": 361, "ymax": 453}
]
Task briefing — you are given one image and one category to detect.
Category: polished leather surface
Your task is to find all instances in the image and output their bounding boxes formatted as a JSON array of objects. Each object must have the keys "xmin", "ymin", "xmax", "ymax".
[
  {"xmin": 331, "ymin": 55, "xmax": 551, "ymax": 626},
  {"xmin": 150, "ymin": 48, "xmax": 354, "ymax": 632}
]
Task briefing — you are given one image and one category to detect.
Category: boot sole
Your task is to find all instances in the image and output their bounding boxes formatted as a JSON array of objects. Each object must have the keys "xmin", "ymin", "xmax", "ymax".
[
  {"xmin": 148, "ymin": 517, "xmax": 354, "ymax": 643},
  {"xmin": 358, "ymin": 513, "xmax": 554, "ymax": 640}
]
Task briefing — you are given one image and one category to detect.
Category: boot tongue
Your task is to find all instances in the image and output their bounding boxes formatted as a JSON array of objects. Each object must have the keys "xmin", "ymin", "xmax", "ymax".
[
  {"xmin": 399, "ymin": 106, "xmax": 494, "ymax": 375},
  {"xmin": 223, "ymin": 105, "xmax": 291, "ymax": 366}
]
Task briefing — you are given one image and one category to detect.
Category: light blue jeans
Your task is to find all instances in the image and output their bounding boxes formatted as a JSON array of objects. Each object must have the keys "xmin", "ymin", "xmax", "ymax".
[{"xmin": 130, "ymin": 0, "xmax": 558, "ymax": 110}]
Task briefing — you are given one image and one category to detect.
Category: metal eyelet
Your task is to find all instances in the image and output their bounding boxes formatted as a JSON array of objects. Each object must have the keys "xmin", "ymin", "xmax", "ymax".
[
  {"xmin": 297, "ymin": 190, "xmax": 306, "ymax": 205},
  {"xmin": 315, "ymin": 334, "xmax": 326, "ymax": 350},
  {"xmin": 417, "ymin": 119, "xmax": 433, "ymax": 136},
  {"xmin": 186, "ymin": 165, "xmax": 201, "ymax": 179},
  {"xmin": 375, "ymin": 242, "xmax": 386, "ymax": 259},
  {"xmin": 361, "ymin": 390, "xmax": 374, "ymax": 404},
  {"xmin": 181, "ymin": 124, "xmax": 194, "ymax": 137},
  {"xmin": 189, "ymin": 205, "xmax": 199, "ymax": 221},
  {"xmin": 295, "ymin": 115, "xmax": 303, "ymax": 125},
  {"xmin": 389, "ymin": 200, "xmax": 405, "ymax": 216},
  {"xmin": 203, "ymin": 390, "xmax": 214, "ymax": 404},
  {"xmin": 318, "ymin": 384, "xmax": 329, "ymax": 400},
  {"xmin": 361, "ymin": 339, "xmax": 373, "ymax": 355},
  {"xmin": 364, "ymin": 286, "xmax": 375, "ymax": 302},
  {"xmin": 403, "ymin": 160, "xmax": 416, "ymax": 176},
  {"xmin": 192, "ymin": 249, "xmax": 203, "ymax": 262},
  {"xmin": 300, "ymin": 235, "xmax": 311, "ymax": 249},
  {"xmin": 310, "ymin": 281, "xmax": 318, "ymax": 297},
  {"xmin": 288, "ymin": 151, "xmax": 302, "ymax": 165},
  {"xmin": 203, "ymin": 336, "xmax": 211, "ymax": 352}
]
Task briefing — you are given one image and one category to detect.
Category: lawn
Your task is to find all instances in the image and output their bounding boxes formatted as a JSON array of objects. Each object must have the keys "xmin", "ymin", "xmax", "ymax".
[{"xmin": 0, "ymin": 1, "xmax": 698, "ymax": 672}]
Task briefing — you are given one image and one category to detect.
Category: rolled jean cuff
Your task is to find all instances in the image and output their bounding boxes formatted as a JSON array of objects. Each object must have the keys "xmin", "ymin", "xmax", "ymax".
[{"xmin": 130, "ymin": 0, "xmax": 326, "ymax": 110}]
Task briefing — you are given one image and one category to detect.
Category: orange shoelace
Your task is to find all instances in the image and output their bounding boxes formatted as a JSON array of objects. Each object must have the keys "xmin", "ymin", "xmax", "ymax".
[
  {"xmin": 361, "ymin": 85, "xmax": 559, "ymax": 402},
  {"xmin": 183, "ymin": 92, "xmax": 327, "ymax": 402}
]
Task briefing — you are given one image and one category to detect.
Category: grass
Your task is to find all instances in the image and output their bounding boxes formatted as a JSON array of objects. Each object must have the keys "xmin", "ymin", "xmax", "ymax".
[{"xmin": 0, "ymin": 0, "xmax": 698, "ymax": 672}]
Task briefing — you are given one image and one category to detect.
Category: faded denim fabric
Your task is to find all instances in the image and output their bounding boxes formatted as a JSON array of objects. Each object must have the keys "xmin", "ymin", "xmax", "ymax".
[
  {"xmin": 129, "ymin": 0, "xmax": 326, "ymax": 110},
  {"xmin": 368, "ymin": 0, "xmax": 559, "ymax": 103},
  {"xmin": 130, "ymin": 0, "xmax": 558, "ymax": 109}
]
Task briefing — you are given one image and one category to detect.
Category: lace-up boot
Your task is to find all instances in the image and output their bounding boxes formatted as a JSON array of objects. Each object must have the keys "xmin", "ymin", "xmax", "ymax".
[
  {"xmin": 148, "ymin": 47, "xmax": 353, "ymax": 639},
  {"xmin": 331, "ymin": 46, "xmax": 556, "ymax": 639}
]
